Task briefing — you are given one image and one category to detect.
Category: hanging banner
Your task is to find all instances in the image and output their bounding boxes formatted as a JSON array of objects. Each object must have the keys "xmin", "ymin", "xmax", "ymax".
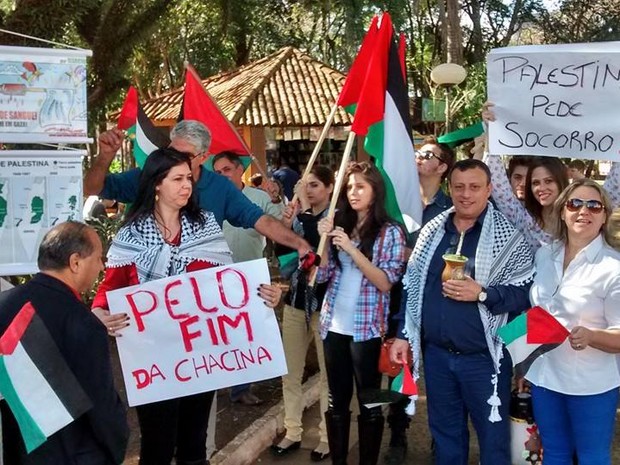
[
  {"xmin": 0, "ymin": 150, "xmax": 83, "ymax": 276},
  {"xmin": 0, "ymin": 46, "xmax": 92, "ymax": 144},
  {"xmin": 487, "ymin": 42, "xmax": 620, "ymax": 160},
  {"xmin": 106, "ymin": 258, "xmax": 287, "ymax": 407}
]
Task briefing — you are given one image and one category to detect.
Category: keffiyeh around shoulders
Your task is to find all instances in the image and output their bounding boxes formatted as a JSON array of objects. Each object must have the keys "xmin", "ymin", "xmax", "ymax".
[
  {"xmin": 403, "ymin": 202, "xmax": 534, "ymax": 420},
  {"xmin": 107, "ymin": 210, "xmax": 232, "ymax": 283}
]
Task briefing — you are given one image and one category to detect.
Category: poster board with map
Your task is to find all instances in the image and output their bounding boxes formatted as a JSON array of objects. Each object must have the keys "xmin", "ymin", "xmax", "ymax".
[
  {"xmin": 0, "ymin": 150, "xmax": 83, "ymax": 276},
  {"xmin": 0, "ymin": 46, "xmax": 92, "ymax": 144}
]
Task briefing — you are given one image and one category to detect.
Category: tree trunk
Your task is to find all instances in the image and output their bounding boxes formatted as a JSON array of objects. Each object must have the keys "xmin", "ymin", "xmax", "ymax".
[
  {"xmin": 438, "ymin": 0, "xmax": 448, "ymax": 62},
  {"xmin": 468, "ymin": 0, "xmax": 484, "ymax": 62},
  {"xmin": 445, "ymin": 0, "xmax": 464, "ymax": 64}
]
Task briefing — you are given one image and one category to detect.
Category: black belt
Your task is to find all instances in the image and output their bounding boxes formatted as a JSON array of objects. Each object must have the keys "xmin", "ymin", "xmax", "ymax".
[{"xmin": 428, "ymin": 342, "xmax": 486, "ymax": 356}]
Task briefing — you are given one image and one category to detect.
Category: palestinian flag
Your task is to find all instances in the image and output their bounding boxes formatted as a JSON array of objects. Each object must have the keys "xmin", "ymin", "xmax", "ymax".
[
  {"xmin": 0, "ymin": 302, "xmax": 92, "ymax": 452},
  {"xmin": 179, "ymin": 64, "xmax": 251, "ymax": 171},
  {"xmin": 117, "ymin": 86, "xmax": 170, "ymax": 168},
  {"xmin": 338, "ymin": 13, "xmax": 422, "ymax": 233},
  {"xmin": 391, "ymin": 365, "xmax": 418, "ymax": 396},
  {"xmin": 391, "ymin": 365, "xmax": 419, "ymax": 415},
  {"xmin": 497, "ymin": 306, "xmax": 570, "ymax": 378}
]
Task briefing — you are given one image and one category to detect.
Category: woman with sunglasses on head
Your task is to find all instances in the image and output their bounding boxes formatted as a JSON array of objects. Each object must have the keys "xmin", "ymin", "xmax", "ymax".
[
  {"xmin": 91, "ymin": 148, "xmax": 282, "ymax": 465},
  {"xmin": 479, "ymin": 102, "xmax": 620, "ymax": 254},
  {"xmin": 315, "ymin": 161, "xmax": 407, "ymax": 465},
  {"xmin": 271, "ymin": 165, "xmax": 335, "ymax": 461},
  {"xmin": 526, "ymin": 179, "xmax": 620, "ymax": 465}
]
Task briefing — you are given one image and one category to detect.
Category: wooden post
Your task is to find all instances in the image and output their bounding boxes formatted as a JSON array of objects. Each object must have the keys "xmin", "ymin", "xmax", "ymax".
[
  {"xmin": 290, "ymin": 102, "xmax": 339, "ymax": 205},
  {"xmin": 309, "ymin": 130, "xmax": 356, "ymax": 286}
]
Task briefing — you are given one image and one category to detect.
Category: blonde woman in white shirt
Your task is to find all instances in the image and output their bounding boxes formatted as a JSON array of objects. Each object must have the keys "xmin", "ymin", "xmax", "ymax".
[{"xmin": 528, "ymin": 178, "xmax": 620, "ymax": 465}]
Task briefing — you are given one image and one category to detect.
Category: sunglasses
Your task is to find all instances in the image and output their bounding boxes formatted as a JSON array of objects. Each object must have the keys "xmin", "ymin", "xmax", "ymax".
[
  {"xmin": 565, "ymin": 198, "xmax": 605, "ymax": 213},
  {"xmin": 415, "ymin": 150, "xmax": 443, "ymax": 162}
]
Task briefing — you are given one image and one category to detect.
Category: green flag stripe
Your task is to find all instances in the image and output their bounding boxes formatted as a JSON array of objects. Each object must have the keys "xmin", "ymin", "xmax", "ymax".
[
  {"xmin": 134, "ymin": 121, "xmax": 159, "ymax": 168},
  {"xmin": 497, "ymin": 313, "xmax": 527, "ymax": 345},
  {"xmin": 363, "ymin": 120, "xmax": 408, "ymax": 229},
  {"xmin": 0, "ymin": 355, "xmax": 46, "ymax": 452}
]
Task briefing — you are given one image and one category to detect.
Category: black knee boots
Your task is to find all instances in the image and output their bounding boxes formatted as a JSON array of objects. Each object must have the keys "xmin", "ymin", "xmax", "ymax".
[
  {"xmin": 325, "ymin": 410, "xmax": 351, "ymax": 465},
  {"xmin": 383, "ymin": 401, "xmax": 410, "ymax": 465},
  {"xmin": 358, "ymin": 411, "xmax": 385, "ymax": 465}
]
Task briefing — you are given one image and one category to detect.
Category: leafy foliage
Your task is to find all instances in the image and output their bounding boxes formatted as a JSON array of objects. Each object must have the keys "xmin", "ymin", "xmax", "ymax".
[{"xmin": 0, "ymin": 0, "xmax": 617, "ymax": 135}]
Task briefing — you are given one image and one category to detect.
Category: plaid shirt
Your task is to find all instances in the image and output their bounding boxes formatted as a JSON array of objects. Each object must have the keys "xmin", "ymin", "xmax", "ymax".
[{"xmin": 317, "ymin": 223, "xmax": 406, "ymax": 341}]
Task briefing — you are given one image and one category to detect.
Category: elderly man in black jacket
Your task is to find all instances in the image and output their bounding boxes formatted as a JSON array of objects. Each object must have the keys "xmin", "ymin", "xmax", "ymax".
[{"xmin": 0, "ymin": 221, "xmax": 128, "ymax": 465}]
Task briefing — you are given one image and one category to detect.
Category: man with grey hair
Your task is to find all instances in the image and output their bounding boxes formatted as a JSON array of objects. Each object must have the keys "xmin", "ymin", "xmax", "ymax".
[
  {"xmin": 0, "ymin": 221, "xmax": 128, "ymax": 464},
  {"xmin": 84, "ymin": 120, "xmax": 311, "ymax": 255}
]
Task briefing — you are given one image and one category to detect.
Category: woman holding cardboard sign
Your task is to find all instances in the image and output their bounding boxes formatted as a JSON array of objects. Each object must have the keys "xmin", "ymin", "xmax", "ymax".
[
  {"xmin": 479, "ymin": 101, "xmax": 620, "ymax": 254},
  {"xmin": 91, "ymin": 147, "xmax": 281, "ymax": 465}
]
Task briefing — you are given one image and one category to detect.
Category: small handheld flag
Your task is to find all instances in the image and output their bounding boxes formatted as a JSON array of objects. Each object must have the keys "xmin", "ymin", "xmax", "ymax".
[
  {"xmin": 497, "ymin": 306, "xmax": 570, "ymax": 378},
  {"xmin": 390, "ymin": 364, "xmax": 419, "ymax": 415}
]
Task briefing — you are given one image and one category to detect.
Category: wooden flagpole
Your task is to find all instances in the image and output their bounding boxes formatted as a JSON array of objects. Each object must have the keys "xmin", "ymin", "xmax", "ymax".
[
  {"xmin": 290, "ymin": 102, "xmax": 340, "ymax": 204},
  {"xmin": 309, "ymin": 129, "xmax": 356, "ymax": 286}
]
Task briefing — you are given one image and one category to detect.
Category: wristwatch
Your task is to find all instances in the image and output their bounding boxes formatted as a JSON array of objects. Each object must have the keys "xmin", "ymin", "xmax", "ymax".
[{"xmin": 478, "ymin": 287, "xmax": 488, "ymax": 303}]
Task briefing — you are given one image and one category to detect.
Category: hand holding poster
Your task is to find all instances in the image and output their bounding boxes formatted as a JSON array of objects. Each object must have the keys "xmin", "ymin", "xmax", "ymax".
[
  {"xmin": 487, "ymin": 42, "xmax": 620, "ymax": 160},
  {"xmin": 106, "ymin": 258, "xmax": 286, "ymax": 406}
]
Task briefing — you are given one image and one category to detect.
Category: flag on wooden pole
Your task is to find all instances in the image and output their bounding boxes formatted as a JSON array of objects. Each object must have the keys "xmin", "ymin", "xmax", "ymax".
[{"xmin": 338, "ymin": 13, "xmax": 422, "ymax": 233}]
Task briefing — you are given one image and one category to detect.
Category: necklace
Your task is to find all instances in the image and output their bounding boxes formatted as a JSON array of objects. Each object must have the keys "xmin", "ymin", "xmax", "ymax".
[{"xmin": 156, "ymin": 219, "xmax": 181, "ymax": 242}]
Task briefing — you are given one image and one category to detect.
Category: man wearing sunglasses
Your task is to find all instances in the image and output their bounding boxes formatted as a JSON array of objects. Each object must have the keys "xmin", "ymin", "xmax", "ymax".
[
  {"xmin": 415, "ymin": 137, "xmax": 456, "ymax": 227},
  {"xmin": 84, "ymin": 121, "xmax": 311, "ymax": 258}
]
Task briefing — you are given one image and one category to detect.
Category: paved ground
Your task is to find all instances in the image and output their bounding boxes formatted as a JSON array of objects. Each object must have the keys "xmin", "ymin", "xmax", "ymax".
[
  {"xmin": 256, "ymin": 392, "xmax": 481, "ymax": 465},
  {"xmin": 256, "ymin": 389, "xmax": 620, "ymax": 465}
]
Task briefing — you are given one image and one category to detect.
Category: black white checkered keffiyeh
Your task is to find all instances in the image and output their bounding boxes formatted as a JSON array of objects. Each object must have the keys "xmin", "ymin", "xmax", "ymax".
[
  {"xmin": 403, "ymin": 202, "xmax": 534, "ymax": 422},
  {"xmin": 107, "ymin": 211, "xmax": 232, "ymax": 283}
]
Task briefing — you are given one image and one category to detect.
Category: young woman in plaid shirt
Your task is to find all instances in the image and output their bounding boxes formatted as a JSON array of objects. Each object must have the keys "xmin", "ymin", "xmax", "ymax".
[{"xmin": 316, "ymin": 162, "xmax": 407, "ymax": 465}]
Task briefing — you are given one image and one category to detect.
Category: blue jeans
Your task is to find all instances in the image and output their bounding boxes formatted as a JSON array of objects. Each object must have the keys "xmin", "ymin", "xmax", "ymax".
[
  {"xmin": 423, "ymin": 344, "xmax": 511, "ymax": 465},
  {"xmin": 531, "ymin": 384, "xmax": 619, "ymax": 465}
]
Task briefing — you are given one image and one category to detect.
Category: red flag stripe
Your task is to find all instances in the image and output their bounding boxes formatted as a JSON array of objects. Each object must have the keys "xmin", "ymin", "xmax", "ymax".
[
  {"xmin": 117, "ymin": 86, "xmax": 138, "ymax": 130},
  {"xmin": 0, "ymin": 301, "xmax": 35, "ymax": 355},
  {"xmin": 526, "ymin": 306, "xmax": 570, "ymax": 344},
  {"xmin": 182, "ymin": 65, "xmax": 250, "ymax": 155},
  {"xmin": 348, "ymin": 13, "xmax": 394, "ymax": 136},
  {"xmin": 337, "ymin": 15, "xmax": 380, "ymax": 108}
]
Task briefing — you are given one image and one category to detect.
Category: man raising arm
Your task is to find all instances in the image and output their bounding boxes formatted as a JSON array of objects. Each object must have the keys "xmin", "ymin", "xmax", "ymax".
[{"xmin": 83, "ymin": 120, "xmax": 311, "ymax": 256}]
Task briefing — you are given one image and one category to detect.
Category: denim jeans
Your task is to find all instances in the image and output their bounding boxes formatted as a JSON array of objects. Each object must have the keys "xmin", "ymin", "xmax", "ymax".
[
  {"xmin": 423, "ymin": 343, "xmax": 511, "ymax": 465},
  {"xmin": 531, "ymin": 384, "xmax": 619, "ymax": 465}
]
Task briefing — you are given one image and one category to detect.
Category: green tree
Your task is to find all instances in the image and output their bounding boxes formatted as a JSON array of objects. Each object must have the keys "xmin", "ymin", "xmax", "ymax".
[
  {"xmin": 0, "ymin": 0, "xmax": 175, "ymax": 116},
  {"xmin": 536, "ymin": 0, "xmax": 620, "ymax": 43}
]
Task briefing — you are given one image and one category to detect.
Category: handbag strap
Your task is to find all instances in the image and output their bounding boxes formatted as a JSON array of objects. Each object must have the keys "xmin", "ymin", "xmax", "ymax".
[{"xmin": 374, "ymin": 226, "xmax": 387, "ymax": 340}]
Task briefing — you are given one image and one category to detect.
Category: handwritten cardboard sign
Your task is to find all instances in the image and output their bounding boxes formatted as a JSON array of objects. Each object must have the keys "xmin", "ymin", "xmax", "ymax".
[
  {"xmin": 106, "ymin": 258, "xmax": 286, "ymax": 406},
  {"xmin": 487, "ymin": 42, "xmax": 620, "ymax": 160}
]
